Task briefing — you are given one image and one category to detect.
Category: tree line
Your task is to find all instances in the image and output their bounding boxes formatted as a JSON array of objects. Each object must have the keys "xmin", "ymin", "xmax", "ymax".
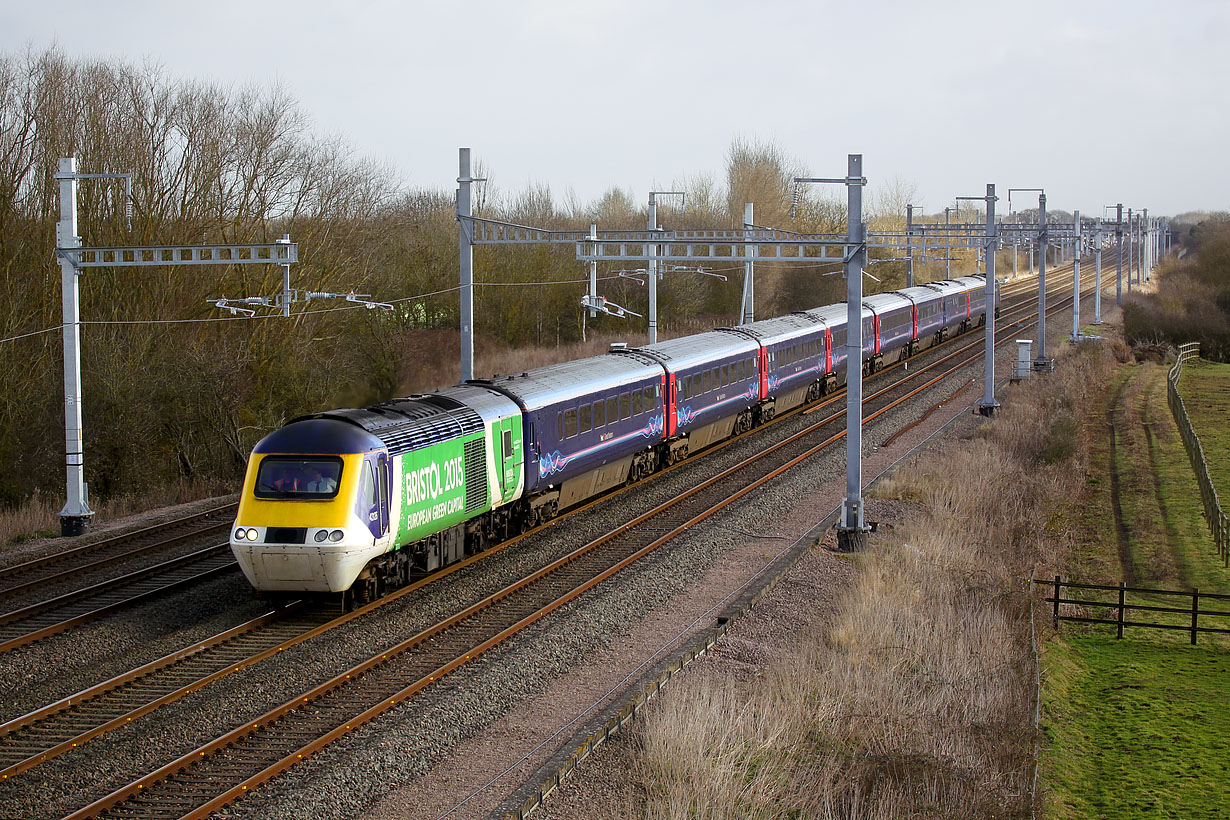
[
  {"xmin": 0, "ymin": 46, "xmax": 983, "ymax": 513},
  {"xmin": 1124, "ymin": 214, "xmax": 1230, "ymax": 361}
]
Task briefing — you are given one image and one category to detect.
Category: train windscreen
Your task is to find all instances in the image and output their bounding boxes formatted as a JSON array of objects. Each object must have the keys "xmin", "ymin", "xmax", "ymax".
[{"xmin": 254, "ymin": 457, "xmax": 344, "ymax": 499}]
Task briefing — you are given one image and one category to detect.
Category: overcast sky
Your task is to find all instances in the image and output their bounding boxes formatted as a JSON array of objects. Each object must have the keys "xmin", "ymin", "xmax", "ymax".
[{"xmin": 4, "ymin": 0, "xmax": 1226, "ymax": 219}]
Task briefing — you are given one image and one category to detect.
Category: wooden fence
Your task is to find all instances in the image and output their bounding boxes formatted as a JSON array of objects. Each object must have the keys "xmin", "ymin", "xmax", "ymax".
[
  {"xmin": 1034, "ymin": 576, "xmax": 1230, "ymax": 645},
  {"xmin": 1167, "ymin": 342, "xmax": 1229, "ymax": 567}
]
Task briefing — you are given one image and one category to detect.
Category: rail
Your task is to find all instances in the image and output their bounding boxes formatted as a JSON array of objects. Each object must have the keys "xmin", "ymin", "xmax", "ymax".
[
  {"xmin": 1166, "ymin": 342, "xmax": 1229, "ymax": 567},
  {"xmin": 1033, "ymin": 576, "xmax": 1230, "ymax": 645}
]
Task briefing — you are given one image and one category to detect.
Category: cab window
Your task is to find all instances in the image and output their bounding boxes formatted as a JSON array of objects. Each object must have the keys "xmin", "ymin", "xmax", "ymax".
[
  {"xmin": 255, "ymin": 456, "xmax": 344, "ymax": 500},
  {"xmin": 361, "ymin": 461, "xmax": 377, "ymax": 508}
]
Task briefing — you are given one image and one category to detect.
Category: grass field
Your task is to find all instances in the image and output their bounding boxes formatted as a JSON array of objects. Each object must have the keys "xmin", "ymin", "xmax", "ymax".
[
  {"xmin": 1043, "ymin": 634, "xmax": 1230, "ymax": 820},
  {"xmin": 1042, "ymin": 357, "xmax": 1230, "ymax": 820},
  {"xmin": 1073, "ymin": 362, "xmax": 1227, "ymax": 593},
  {"xmin": 1177, "ymin": 358, "xmax": 1230, "ymax": 504}
]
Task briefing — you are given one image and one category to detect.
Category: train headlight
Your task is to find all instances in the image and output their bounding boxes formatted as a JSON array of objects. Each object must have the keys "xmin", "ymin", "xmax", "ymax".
[
  {"xmin": 246, "ymin": 529, "xmax": 259, "ymax": 541},
  {"xmin": 314, "ymin": 530, "xmax": 329, "ymax": 542},
  {"xmin": 235, "ymin": 528, "xmax": 247, "ymax": 541},
  {"xmin": 328, "ymin": 529, "xmax": 344, "ymax": 542}
]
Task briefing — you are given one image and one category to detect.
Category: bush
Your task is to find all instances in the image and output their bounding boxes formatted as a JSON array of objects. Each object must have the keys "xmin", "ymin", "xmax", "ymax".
[{"xmin": 1124, "ymin": 219, "xmax": 1230, "ymax": 361}]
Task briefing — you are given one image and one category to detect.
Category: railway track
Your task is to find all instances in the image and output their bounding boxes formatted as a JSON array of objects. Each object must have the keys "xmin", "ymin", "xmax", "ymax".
[
  {"xmin": 0, "ymin": 504, "xmax": 236, "ymax": 600},
  {"xmin": 0, "ymin": 269, "xmax": 1069, "ymax": 658},
  {"xmin": 47, "ymin": 263, "xmax": 1102, "ymax": 820},
  {"xmin": 0, "ymin": 263, "xmax": 1096, "ymax": 802},
  {"xmin": 0, "ymin": 544, "xmax": 237, "ymax": 653}
]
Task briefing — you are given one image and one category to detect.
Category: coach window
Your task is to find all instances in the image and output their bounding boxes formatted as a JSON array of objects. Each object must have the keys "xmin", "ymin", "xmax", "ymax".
[
  {"xmin": 700, "ymin": 369, "xmax": 709, "ymax": 393},
  {"xmin": 606, "ymin": 396, "xmax": 618, "ymax": 425},
  {"xmin": 631, "ymin": 388, "xmax": 643, "ymax": 415},
  {"xmin": 644, "ymin": 386, "xmax": 655, "ymax": 409},
  {"xmin": 593, "ymin": 400, "xmax": 605, "ymax": 428},
  {"xmin": 557, "ymin": 413, "xmax": 564, "ymax": 440},
  {"xmin": 720, "ymin": 364, "xmax": 729, "ymax": 386},
  {"xmin": 564, "ymin": 409, "xmax": 577, "ymax": 438},
  {"xmin": 579, "ymin": 403, "xmax": 592, "ymax": 434}
]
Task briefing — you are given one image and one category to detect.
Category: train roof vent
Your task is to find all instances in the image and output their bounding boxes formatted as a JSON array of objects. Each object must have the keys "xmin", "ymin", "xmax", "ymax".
[
  {"xmin": 326, "ymin": 398, "xmax": 446, "ymax": 432},
  {"xmin": 370, "ymin": 408, "xmax": 484, "ymax": 456},
  {"xmin": 608, "ymin": 348, "xmax": 661, "ymax": 367},
  {"xmin": 715, "ymin": 325, "xmax": 756, "ymax": 335},
  {"xmin": 412, "ymin": 393, "xmax": 468, "ymax": 412},
  {"xmin": 312, "ymin": 403, "xmax": 483, "ymax": 456}
]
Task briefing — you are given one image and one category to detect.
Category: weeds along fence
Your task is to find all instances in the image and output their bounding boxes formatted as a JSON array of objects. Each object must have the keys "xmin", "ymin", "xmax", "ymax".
[
  {"xmin": 1034, "ymin": 577, "xmax": 1230, "ymax": 645},
  {"xmin": 1167, "ymin": 342, "xmax": 1229, "ymax": 567}
]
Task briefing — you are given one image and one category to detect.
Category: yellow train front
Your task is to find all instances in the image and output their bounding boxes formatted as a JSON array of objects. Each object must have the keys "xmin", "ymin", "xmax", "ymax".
[{"xmin": 230, "ymin": 417, "xmax": 394, "ymax": 594}]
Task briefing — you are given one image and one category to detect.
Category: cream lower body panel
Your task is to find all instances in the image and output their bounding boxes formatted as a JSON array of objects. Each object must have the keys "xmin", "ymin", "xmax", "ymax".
[{"xmin": 231, "ymin": 540, "xmax": 386, "ymax": 593}]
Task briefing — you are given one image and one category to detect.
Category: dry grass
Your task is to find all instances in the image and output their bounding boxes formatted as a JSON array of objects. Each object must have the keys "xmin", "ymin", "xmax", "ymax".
[
  {"xmin": 0, "ymin": 477, "xmax": 231, "ymax": 547},
  {"xmin": 395, "ymin": 328, "xmax": 680, "ymax": 395},
  {"xmin": 614, "ymin": 344, "xmax": 1119, "ymax": 820},
  {"xmin": 401, "ymin": 320, "xmax": 741, "ymax": 396}
]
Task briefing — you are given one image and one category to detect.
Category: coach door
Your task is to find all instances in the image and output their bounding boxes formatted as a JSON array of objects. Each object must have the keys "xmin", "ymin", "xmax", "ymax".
[
  {"xmin": 665, "ymin": 374, "xmax": 677, "ymax": 437},
  {"xmin": 377, "ymin": 453, "xmax": 390, "ymax": 536},
  {"xmin": 498, "ymin": 418, "xmax": 519, "ymax": 499}
]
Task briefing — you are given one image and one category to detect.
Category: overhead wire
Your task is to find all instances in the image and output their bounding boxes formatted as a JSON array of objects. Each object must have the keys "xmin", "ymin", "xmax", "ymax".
[{"xmin": 0, "ymin": 258, "xmax": 879, "ymax": 341}]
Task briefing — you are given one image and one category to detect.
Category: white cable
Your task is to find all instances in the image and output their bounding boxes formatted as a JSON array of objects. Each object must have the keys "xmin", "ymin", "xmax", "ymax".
[{"xmin": 0, "ymin": 326, "xmax": 62, "ymax": 344}]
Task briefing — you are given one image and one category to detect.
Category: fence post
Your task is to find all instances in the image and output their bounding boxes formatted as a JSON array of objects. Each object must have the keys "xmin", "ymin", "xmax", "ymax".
[
  {"xmin": 1191, "ymin": 589, "xmax": 1199, "ymax": 646},
  {"xmin": 1117, "ymin": 582, "xmax": 1125, "ymax": 639},
  {"xmin": 1215, "ymin": 508, "xmax": 1225, "ymax": 567},
  {"xmin": 1053, "ymin": 575, "xmax": 1061, "ymax": 629}
]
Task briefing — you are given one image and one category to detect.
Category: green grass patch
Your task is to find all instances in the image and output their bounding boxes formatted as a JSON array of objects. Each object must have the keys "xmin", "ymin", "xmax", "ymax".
[
  {"xmin": 1044, "ymin": 357, "xmax": 1230, "ymax": 820},
  {"xmin": 1072, "ymin": 371, "xmax": 1132, "ymax": 583},
  {"xmin": 1043, "ymin": 632, "xmax": 1230, "ymax": 820},
  {"xmin": 1142, "ymin": 365, "xmax": 1230, "ymax": 593},
  {"xmin": 1080, "ymin": 364, "xmax": 1225, "ymax": 590},
  {"xmin": 1177, "ymin": 358, "xmax": 1230, "ymax": 504}
]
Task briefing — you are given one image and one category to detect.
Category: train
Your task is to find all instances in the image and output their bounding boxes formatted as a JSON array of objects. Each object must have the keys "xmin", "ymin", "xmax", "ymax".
[{"xmin": 230, "ymin": 275, "xmax": 996, "ymax": 602}]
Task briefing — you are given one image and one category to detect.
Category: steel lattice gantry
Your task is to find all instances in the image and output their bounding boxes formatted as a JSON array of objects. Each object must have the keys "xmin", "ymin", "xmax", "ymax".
[
  {"xmin": 455, "ymin": 153, "xmax": 997, "ymax": 550},
  {"xmin": 54, "ymin": 157, "xmax": 299, "ymax": 535}
]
